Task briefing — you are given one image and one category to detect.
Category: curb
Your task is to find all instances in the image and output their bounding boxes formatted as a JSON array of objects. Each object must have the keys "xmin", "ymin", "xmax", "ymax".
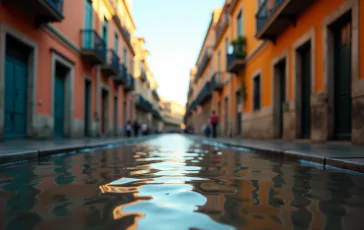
[
  {"xmin": 0, "ymin": 135, "xmax": 158, "ymax": 165},
  {"xmin": 199, "ymin": 136, "xmax": 364, "ymax": 173}
]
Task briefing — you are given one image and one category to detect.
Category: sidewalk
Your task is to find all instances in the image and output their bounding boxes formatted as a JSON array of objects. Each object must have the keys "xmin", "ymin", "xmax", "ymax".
[
  {"xmin": 0, "ymin": 135, "xmax": 156, "ymax": 165},
  {"xmin": 212, "ymin": 137, "xmax": 364, "ymax": 173}
]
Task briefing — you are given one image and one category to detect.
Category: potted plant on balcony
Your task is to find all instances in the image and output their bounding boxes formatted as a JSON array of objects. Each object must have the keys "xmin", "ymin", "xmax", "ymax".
[{"xmin": 231, "ymin": 36, "xmax": 247, "ymax": 58}]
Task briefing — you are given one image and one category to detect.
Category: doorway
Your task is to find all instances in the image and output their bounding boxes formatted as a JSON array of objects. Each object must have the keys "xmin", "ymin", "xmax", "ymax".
[
  {"xmin": 332, "ymin": 12, "xmax": 352, "ymax": 140},
  {"xmin": 4, "ymin": 36, "xmax": 29, "ymax": 139},
  {"xmin": 84, "ymin": 79, "xmax": 91, "ymax": 136},
  {"xmin": 236, "ymin": 91, "xmax": 242, "ymax": 136},
  {"xmin": 54, "ymin": 64, "xmax": 68, "ymax": 137},
  {"xmin": 274, "ymin": 60, "xmax": 286, "ymax": 138},
  {"xmin": 298, "ymin": 43, "xmax": 311, "ymax": 139},
  {"xmin": 101, "ymin": 89, "xmax": 108, "ymax": 135},
  {"xmin": 114, "ymin": 96, "xmax": 118, "ymax": 135}
]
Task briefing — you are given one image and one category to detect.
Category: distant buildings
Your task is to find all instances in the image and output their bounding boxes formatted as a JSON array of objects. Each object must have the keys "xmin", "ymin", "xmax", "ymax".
[
  {"xmin": 185, "ymin": 0, "xmax": 364, "ymax": 144},
  {"xmin": 161, "ymin": 99, "xmax": 185, "ymax": 131}
]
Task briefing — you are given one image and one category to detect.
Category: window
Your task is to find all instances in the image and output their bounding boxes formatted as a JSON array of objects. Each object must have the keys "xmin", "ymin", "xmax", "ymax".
[
  {"xmin": 123, "ymin": 48, "xmax": 127, "ymax": 65},
  {"xmin": 253, "ymin": 75, "xmax": 261, "ymax": 110},
  {"xmin": 102, "ymin": 18, "xmax": 108, "ymax": 47},
  {"xmin": 237, "ymin": 11, "xmax": 243, "ymax": 36},
  {"xmin": 114, "ymin": 33, "xmax": 118, "ymax": 53}
]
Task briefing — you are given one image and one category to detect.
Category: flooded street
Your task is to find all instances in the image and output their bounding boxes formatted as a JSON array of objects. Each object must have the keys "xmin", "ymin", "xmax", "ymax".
[{"xmin": 1, "ymin": 134, "xmax": 364, "ymax": 230}]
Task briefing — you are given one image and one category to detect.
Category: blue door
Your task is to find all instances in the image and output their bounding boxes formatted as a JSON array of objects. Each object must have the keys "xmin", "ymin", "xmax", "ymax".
[
  {"xmin": 84, "ymin": 0, "xmax": 93, "ymax": 49},
  {"xmin": 4, "ymin": 51, "xmax": 27, "ymax": 139},
  {"xmin": 334, "ymin": 14, "xmax": 352, "ymax": 140},
  {"xmin": 84, "ymin": 80, "xmax": 91, "ymax": 136},
  {"xmin": 54, "ymin": 73, "xmax": 65, "ymax": 137}
]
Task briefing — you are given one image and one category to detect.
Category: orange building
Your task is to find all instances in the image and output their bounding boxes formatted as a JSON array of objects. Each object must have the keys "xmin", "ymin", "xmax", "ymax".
[
  {"xmin": 186, "ymin": 0, "xmax": 364, "ymax": 144},
  {"xmin": 0, "ymin": 0, "xmax": 159, "ymax": 140}
]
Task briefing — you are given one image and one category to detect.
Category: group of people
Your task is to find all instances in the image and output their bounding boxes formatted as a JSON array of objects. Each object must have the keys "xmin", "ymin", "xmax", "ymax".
[
  {"xmin": 202, "ymin": 110, "xmax": 219, "ymax": 138},
  {"xmin": 125, "ymin": 120, "xmax": 150, "ymax": 137}
]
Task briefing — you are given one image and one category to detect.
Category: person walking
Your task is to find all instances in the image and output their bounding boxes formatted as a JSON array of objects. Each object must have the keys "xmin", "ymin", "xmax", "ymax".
[
  {"xmin": 125, "ymin": 120, "xmax": 132, "ymax": 138},
  {"xmin": 210, "ymin": 110, "xmax": 219, "ymax": 138},
  {"xmin": 133, "ymin": 120, "xmax": 140, "ymax": 137},
  {"xmin": 141, "ymin": 123, "xmax": 148, "ymax": 136},
  {"xmin": 203, "ymin": 121, "xmax": 211, "ymax": 138}
]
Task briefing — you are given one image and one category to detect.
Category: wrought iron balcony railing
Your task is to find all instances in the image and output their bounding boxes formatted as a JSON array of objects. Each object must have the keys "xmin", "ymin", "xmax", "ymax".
[
  {"xmin": 194, "ymin": 47, "xmax": 213, "ymax": 82},
  {"xmin": 113, "ymin": 64, "xmax": 127, "ymax": 84},
  {"xmin": 215, "ymin": 12, "xmax": 229, "ymax": 45},
  {"xmin": 256, "ymin": 0, "xmax": 315, "ymax": 41},
  {"xmin": 135, "ymin": 95, "xmax": 153, "ymax": 112},
  {"xmin": 124, "ymin": 74, "xmax": 135, "ymax": 91},
  {"xmin": 102, "ymin": 49, "xmax": 120, "ymax": 76},
  {"xmin": 5, "ymin": 0, "xmax": 64, "ymax": 26},
  {"xmin": 80, "ymin": 30, "xmax": 106, "ymax": 65}
]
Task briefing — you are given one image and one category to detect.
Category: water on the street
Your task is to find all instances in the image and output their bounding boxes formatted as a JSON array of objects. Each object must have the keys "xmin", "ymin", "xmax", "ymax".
[{"xmin": 1, "ymin": 134, "xmax": 364, "ymax": 230}]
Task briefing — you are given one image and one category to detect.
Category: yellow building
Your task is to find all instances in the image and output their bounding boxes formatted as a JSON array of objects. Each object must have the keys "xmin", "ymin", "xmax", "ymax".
[
  {"xmin": 133, "ymin": 38, "xmax": 163, "ymax": 132},
  {"xmin": 161, "ymin": 99, "xmax": 185, "ymax": 131},
  {"xmin": 186, "ymin": 0, "xmax": 364, "ymax": 144}
]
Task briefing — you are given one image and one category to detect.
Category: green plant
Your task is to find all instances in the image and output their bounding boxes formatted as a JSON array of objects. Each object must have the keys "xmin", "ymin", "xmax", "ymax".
[
  {"xmin": 240, "ymin": 78, "xmax": 247, "ymax": 102},
  {"xmin": 230, "ymin": 36, "xmax": 246, "ymax": 45},
  {"xmin": 230, "ymin": 36, "xmax": 247, "ymax": 58}
]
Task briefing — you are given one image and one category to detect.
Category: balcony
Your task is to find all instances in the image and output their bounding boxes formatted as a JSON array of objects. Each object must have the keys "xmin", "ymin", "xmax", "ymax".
[
  {"xmin": 194, "ymin": 47, "xmax": 213, "ymax": 82},
  {"xmin": 113, "ymin": 64, "xmax": 127, "ymax": 84},
  {"xmin": 256, "ymin": 0, "xmax": 315, "ymax": 41},
  {"xmin": 215, "ymin": 12, "xmax": 229, "ymax": 46},
  {"xmin": 101, "ymin": 50, "xmax": 120, "ymax": 76},
  {"xmin": 152, "ymin": 108, "xmax": 163, "ymax": 121},
  {"xmin": 186, "ymin": 100, "xmax": 197, "ymax": 115},
  {"xmin": 124, "ymin": 74, "xmax": 135, "ymax": 92},
  {"xmin": 80, "ymin": 30, "xmax": 106, "ymax": 65},
  {"xmin": 139, "ymin": 69, "xmax": 147, "ymax": 82},
  {"xmin": 5, "ymin": 0, "xmax": 64, "ymax": 26},
  {"xmin": 211, "ymin": 72, "xmax": 224, "ymax": 91},
  {"xmin": 112, "ymin": 14, "xmax": 133, "ymax": 49},
  {"xmin": 227, "ymin": 37, "xmax": 247, "ymax": 73},
  {"xmin": 152, "ymin": 90, "xmax": 160, "ymax": 101},
  {"xmin": 135, "ymin": 95, "xmax": 153, "ymax": 112},
  {"xmin": 195, "ymin": 81, "xmax": 213, "ymax": 106}
]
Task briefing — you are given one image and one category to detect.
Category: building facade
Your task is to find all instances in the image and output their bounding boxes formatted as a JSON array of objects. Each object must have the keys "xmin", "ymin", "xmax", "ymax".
[
  {"xmin": 133, "ymin": 37, "xmax": 163, "ymax": 133},
  {"xmin": 0, "ymin": 0, "xmax": 162, "ymax": 140},
  {"xmin": 186, "ymin": 0, "xmax": 364, "ymax": 144},
  {"xmin": 161, "ymin": 100, "xmax": 184, "ymax": 131}
]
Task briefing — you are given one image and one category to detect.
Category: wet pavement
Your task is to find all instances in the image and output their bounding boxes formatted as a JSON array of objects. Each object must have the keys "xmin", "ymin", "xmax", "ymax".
[{"xmin": 1, "ymin": 134, "xmax": 364, "ymax": 230}]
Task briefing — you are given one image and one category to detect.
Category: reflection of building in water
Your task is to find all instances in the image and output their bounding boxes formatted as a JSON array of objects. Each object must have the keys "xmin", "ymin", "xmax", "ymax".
[{"xmin": 194, "ymin": 148, "xmax": 333, "ymax": 229}]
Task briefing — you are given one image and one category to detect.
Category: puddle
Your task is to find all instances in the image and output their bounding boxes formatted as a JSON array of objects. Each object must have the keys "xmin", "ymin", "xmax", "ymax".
[{"xmin": 0, "ymin": 134, "xmax": 364, "ymax": 230}]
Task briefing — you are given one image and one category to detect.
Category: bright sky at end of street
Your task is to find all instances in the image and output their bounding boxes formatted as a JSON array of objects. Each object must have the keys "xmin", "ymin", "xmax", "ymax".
[{"xmin": 132, "ymin": 0, "xmax": 225, "ymax": 105}]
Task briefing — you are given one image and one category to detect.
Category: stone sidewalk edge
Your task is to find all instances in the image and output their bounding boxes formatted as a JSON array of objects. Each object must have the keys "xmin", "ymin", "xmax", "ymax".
[
  {"xmin": 196, "ymin": 136, "xmax": 364, "ymax": 173},
  {"xmin": 0, "ymin": 135, "xmax": 159, "ymax": 165}
]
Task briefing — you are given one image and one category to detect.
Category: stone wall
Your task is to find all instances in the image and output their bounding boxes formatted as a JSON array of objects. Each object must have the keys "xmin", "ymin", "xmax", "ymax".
[{"xmin": 242, "ymin": 107, "xmax": 274, "ymax": 139}]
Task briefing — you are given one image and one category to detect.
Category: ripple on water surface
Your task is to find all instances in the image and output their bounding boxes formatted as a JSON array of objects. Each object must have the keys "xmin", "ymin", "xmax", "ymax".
[{"xmin": 1, "ymin": 134, "xmax": 364, "ymax": 230}]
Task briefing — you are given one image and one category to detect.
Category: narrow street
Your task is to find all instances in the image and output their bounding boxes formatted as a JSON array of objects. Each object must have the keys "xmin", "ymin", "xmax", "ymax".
[{"xmin": 1, "ymin": 134, "xmax": 364, "ymax": 230}]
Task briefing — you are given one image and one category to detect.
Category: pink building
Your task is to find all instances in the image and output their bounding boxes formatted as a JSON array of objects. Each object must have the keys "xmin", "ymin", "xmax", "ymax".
[{"xmin": 0, "ymin": 0, "xmax": 139, "ymax": 140}]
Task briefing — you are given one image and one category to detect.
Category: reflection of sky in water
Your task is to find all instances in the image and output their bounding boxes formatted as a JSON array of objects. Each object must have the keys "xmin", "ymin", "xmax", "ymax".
[{"xmin": 115, "ymin": 184, "xmax": 234, "ymax": 230}]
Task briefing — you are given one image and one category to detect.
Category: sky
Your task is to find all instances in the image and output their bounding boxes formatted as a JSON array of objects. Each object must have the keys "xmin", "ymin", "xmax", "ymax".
[{"xmin": 132, "ymin": 0, "xmax": 225, "ymax": 105}]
